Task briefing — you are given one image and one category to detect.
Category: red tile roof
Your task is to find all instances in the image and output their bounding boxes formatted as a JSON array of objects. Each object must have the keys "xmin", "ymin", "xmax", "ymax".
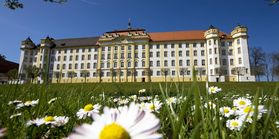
[{"xmin": 148, "ymin": 30, "xmax": 231, "ymax": 42}]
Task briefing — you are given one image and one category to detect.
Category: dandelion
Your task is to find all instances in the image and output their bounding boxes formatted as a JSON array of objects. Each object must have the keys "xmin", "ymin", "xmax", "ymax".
[
  {"xmin": 76, "ymin": 104, "xmax": 100, "ymax": 119},
  {"xmin": 233, "ymin": 97, "xmax": 251, "ymax": 109},
  {"xmin": 208, "ymin": 86, "xmax": 222, "ymax": 94},
  {"xmin": 226, "ymin": 119, "xmax": 243, "ymax": 131},
  {"xmin": 219, "ymin": 107, "xmax": 234, "ymax": 117},
  {"xmin": 69, "ymin": 103, "xmax": 162, "ymax": 139}
]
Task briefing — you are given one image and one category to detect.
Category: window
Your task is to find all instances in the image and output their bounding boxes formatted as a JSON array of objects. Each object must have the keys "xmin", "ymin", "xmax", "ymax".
[
  {"xmin": 114, "ymin": 62, "xmax": 117, "ymax": 68},
  {"xmin": 121, "ymin": 62, "xmax": 124, "ymax": 67},
  {"xmin": 164, "ymin": 60, "xmax": 168, "ymax": 66},
  {"xmin": 222, "ymin": 59, "xmax": 227, "ymax": 65},
  {"xmin": 179, "ymin": 51, "xmax": 182, "ymax": 56},
  {"xmin": 210, "ymin": 69, "xmax": 213, "ymax": 75},
  {"xmin": 142, "ymin": 71, "xmax": 145, "ymax": 76},
  {"xmin": 179, "ymin": 60, "xmax": 183, "ymax": 66},
  {"xmin": 128, "ymin": 46, "xmax": 132, "ymax": 50},
  {"xmin": 210, "ymin": 58, "xmax": 212, "ymax": 65},
  {"xmin": 229, "ymin": 49, "xmax": 233, "ymax": 56},
  {"xmin": 150, "ymin": 52, "xmax": 153, "ymax": 58},
  {"xmin": 114, "ymin": 46, "xmax": 118, "ymax": 51},
  {"xmin": 121, "ymin": 53, "xmax": 124, "ymax": 59},
  {"xmin": 228, "ymin": 41, "xmax": 232, "ymax": 46},
  {"xmin": 202, "ymin": 59, "xmax": 205, "ymax": 66},
  {"xmin": 230, "ymin": 59, "xmax": 234, "ymax": 65},
  {"xmin": 221, "ymin": 41, "xmax": 225, "ymax": 47},
  {"xmin": 114, "ymin": 53, "xmax": 118, "ymax": 59},
  {"xmin": 82, "ymin": 55, "xmax": 85, "ymax": 60},
  {"xmin": 193, "ymin": 43, "xmax": 197, "ymax": 48},
  {"xmin": 164, "ymin": 44, "xmax": 168, "ymax": 49},
  {"xmin": 186, "ymin": 50, "xmax": 189, "ymax": 56},
  {"xmin": 171, "ymin": 60, "xmax": 175, "ymax": 66},
  {"xmin": 156, "ymin": 44, "xmax": 160, "ymax": 49},
  {"xmin": 75, "ymin": 63, "xmax": 78, "ymax": 69},
  {"xmin": 57, "ymin": 64, "xmax": 60, "ymax": 70},
  {"xmin": 215, "ymin": 58, "xmax": 218, "ymax": 64},
  {"xmin": 101, "ymin": 63, "xmax": 104, "ymax": 68},
  {"xmin": 164, "ymin": 51, "xmax": 168, "ymax": 57},
  {"xmin": 193, "ymin": 50, "xmax": 197, "ymax": 56},
  {"xmin": 135, "ymin": 45, "xmax": 138, "ymax": 50},
  {"xmin": 214, "ymin": 48, "xmax": 217, "ymax": 54},
  {"xmin": 209, "ymin": 49, "xmax": 212, "ymax": 54},
  {"xmin": 94, "ymin": 54, "xmax": 97, "ymax": 59},
  {"xmin": 128, "ymin": 53, "xmax": 131, "ymax": 58},
  {"xmin": 171, "ymin": 51, "xmax": 175, "ymax": 57},
  {"xmin": 135, "ymin": 53, "xmax": 138, "ymax": 58},
  {"xmin": 88, "ymin": 55, "xmax": 91, "ymax": 60},
  {"xmin": 88, "ymin": 48, "xmax": 91, "ymax": 52},
  {"xmin": 201, "ymin": 50, "xmax": 205, "ymax": 56},
  {"xmin": 157, "ymin": 71, "xmax": 160, "ymax": 76},
  {"xmin": 185, "ymin": 43, "xmax": 189, "ymax": 48},
  {"xmin": 57, "ymin": 56, "xmax": 61, "ymax": 61},
  {"xmin": 142, "ymin": 45, "xmax": 145, "ymax": 50},
  {"xmin": 156, "ymin": 61, "xmax": 160, "ymax": 67},
  {"xmin": 87, "ymin": 63, "xmax": 90, "ymax": 69},
  {"xmin": 69, "ymin": 64, "xmax": 72, "ymax": 69},
  {"xmin": 102, "ymin": 47, "xmax": 105, "ymax": 51},
  {"xmin": 239, "ymin": 57, "xmax": 242, "ymax": 64},
  {"xmin": 172, "ymin": 71, "xmax": 175, "ymax": 76},
  {"xmin": 201, "ymin": 42, "xmax": 204, "ymax": 47},
  {"xmin": 171, "ymin": 44, "xmax": 175, "ymax": 48},
  {"xmin": 128, "ymin": 62, "xmax": 131, "ymax": 67},
  {"xmin": 81, "ymin": 63, "xmax": 84, "ymax": 69},
  {"xmin": 194, "ymin": 59, "xmax": 198, "ymax": 66},
  {"xmin": 107, "ymin": 54, "xmax": 111, "ymax": 59},
  {"xmin": 187, "ymin": 60, "xmax": 190, "ymax": 66},
  {"xmin": 179, "ymin": 43, "xmax": 182, "ymax": 48},
  {"xmin": 222, "ymin": 50, "xmax": 226, "ymax": 55},
  {"xmin": 107, "ymin": 47, "xmax": 111, "ymax": 51},
  {"xmin": 156, "ymin": 52, "xmax": 160, "ymax": 57},
  {"xmin": 237, "ymin": 39, "xmax": 240, "ymax": 45},
  {"xmin": 107, "ymin": 62, "xmax": 110, "ymax": 68},
  {"xmin": 142, "ymin": 61, "xmax": 145, "ymax": 67},
  {"xmin": 93, "ymin": 63, "xmax": 97, "ymax": 68},
  {"xmin": 208, "ymin": 40, "xmax": 211, "ymax": 45},
  {"xmin": 150, "ymin": 61, "xmax": 153, "ymax": 67},
  {"xmin": 238, "ymin": 47, "xmax": 241, "ymax": 54},
  {"xmin": 69, "ymin": 56, "xmax": 72, "ymax": 61},
  {"xmin": 62, "ymin": 64, "xmax": 65, "ymax": 70},
  {"xmin": 82, "ymin": 48, "xmax": 85, "ymax": 53},
  {"xmin": 142, "ymin": 52, "xmax": 146, "ymax": 58},
  {"xmin": 121, "ymin": 46, "xmax": 124, "ymax": 51}
]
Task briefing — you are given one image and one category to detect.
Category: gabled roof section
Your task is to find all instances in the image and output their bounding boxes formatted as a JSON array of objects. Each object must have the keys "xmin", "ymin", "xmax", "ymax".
[{"xmin": 53, "ymin": 37, "xmax": 99, "ymax": 47}]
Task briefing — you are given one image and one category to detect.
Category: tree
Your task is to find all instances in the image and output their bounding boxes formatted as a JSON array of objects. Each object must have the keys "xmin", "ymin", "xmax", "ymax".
[
  {"xmin": 4, "ymin": 0, "xmax": 67, "ymax": 10},
  {"xmin": 232, "ymin": 67, "xmax": 246, "ymax": 82},
  {"xmin": 67, "ymin": 71, "xmax": 76, "ymax": 83},
  {"xmin": 0, "ymin": 54, "xmax": 6, "ymax": 62},
  {"xmin": 6, "ymin": 68, "xmax": 18, "ymax": 84},
  {"xmin": 179, "ymin": 68, "xmax": 187, "ymax": 82},
  {"xmin": 250, "ymin": 47, "xmax": 266, "ymax": 81},
  {"xmin": 81, "ymin": 70, "xmax": 89, "ymax": 83},
  {"xmin": 271, "ymin": 52, "xmax": 279, "ymax": 80},
  {"xmin": 26, "ymin": 66, "xmax": 40, "ymax": 83},
  {"xmin": 161, "ymin": 68, "xmax": 169, "ymax": 82}
]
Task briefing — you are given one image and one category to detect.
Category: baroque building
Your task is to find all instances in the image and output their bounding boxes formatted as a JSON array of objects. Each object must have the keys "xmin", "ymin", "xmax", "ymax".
[{"xmin": 19, "ymin": 25, "xmax": 255, "ymax": 83}]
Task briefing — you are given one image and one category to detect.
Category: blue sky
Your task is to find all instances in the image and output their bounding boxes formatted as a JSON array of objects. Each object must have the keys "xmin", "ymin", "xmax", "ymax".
[{"xmin": 0, "ymin": 0, "xmax": 278, "ymax": 62}]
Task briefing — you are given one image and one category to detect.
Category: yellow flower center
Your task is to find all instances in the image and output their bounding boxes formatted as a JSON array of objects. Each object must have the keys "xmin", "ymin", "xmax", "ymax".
[
  {"xmin": 83, "ymin": 104, "xmax": 94, "ymax": 112},
  {"xmin": 232, "ymin": 107, "xmax": 237, "ymax": 111},
  {"xmin": 231, "ymin": 121, "xmax": 239, "ymax": 127},
  {"xmin": 224, "ymin": 108, "xmax": 229, "ymax": 113},
  {"xmin": 243, "ymin": 106, "xmax": 254, "ymax": 113},
  {"xmin": 44, "ymin": 116, "xmax": 55, "ymax": 122},
  {"xmin": 99, "ymin": 123, "xmax": 130, "ymax": 139},
  {"xmin": 239, "ymin": 100, "xmax": 246, "ymax": 105},
  {"xmin": 210, "ymin": 88, "xmax": 215, "ymax": 92},
  {"xmin": 149, "ymin": 104, "xmax": 155, "ymax": 110},
  {"xmin": 25, "ymin": 101, "xmax": 32, "ymax": 104}
]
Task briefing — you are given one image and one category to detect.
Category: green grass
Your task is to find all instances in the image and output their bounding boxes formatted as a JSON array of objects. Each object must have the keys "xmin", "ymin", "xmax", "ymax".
[{"xmin": 0, "ymin": 82, "xmax": 278, "ymax": 138}]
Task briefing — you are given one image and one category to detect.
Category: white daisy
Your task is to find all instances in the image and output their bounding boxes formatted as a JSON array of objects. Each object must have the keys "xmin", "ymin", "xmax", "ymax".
[
  {"xmin": 8, "ymin": 100, "xmax": 22, "ymax": 105},
  {"xmin": 76, "ymin": 104, "xmax": 100, "ymax": 119},
  {"xmin": 48, "ymin": 97, "xmax": 58, "ymax": 104},
  {"xmin": 144, "ymin": 100, "xmax": 162, "ymax": 113},
  {"xmin": 208, "ymin": 86, "xmax": 222, "ymax": 94},
  {"xmin": 219, "ymin": 107, "xmax": 234, "ymax": 117},
  {"xmin": 16, "ymin": 99, "xmax": 39, "ymax": 109},
  {"xmin": 10, "ymin": 113, "xmax": 22, "ymax": 119},
  {"xmin": 226, "ymin": 119, "xmax": 243, "ymax": 131},
  {"xmin": 233, "ymin": 97, "xmax": 251, "ymax": 109},
  {"xmin": 166, "ymin": 97, "xmax": 177, "ymax": 105},
  {"xmin": 69, "ymin": 103, "xmax": 162, "ymax": 139},
  {"xmin": 0, "ymin": 128, "xmax": 6, "ymax": 138},
  {"xmin": 204, "ymin": 101, "xmax": 216, "ymax": 109},
  {"xmin": 138, "ymin": 89, "xmax": 146, "ymax": 93},
  {"xmin": 27, "ymin": 116, "xmax": 69, "ymax": 127}
]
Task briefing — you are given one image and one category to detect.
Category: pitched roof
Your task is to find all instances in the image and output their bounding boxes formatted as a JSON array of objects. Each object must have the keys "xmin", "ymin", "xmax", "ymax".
[
  {"xmin": 0, "ymin": 60, "xmax": 19, "ymax": 73},
  {"xmin": 148, "ymin": 30, "xmax": 231, "ymax": 42},
  {"xmin": 53, "ymin": 37, "xmax": 99, "ymax": 47}
]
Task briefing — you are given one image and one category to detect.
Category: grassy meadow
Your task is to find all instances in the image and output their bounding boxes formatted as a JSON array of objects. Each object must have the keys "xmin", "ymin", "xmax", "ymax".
[{"xmin": 0, "ymin": 81, "xmax": 279, "ymax": 138}]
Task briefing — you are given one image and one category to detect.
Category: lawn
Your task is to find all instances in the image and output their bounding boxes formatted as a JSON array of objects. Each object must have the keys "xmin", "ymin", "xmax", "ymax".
[{"xmin": 0, "ymin": 82, "xmax": 278, "ymax": 138}]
